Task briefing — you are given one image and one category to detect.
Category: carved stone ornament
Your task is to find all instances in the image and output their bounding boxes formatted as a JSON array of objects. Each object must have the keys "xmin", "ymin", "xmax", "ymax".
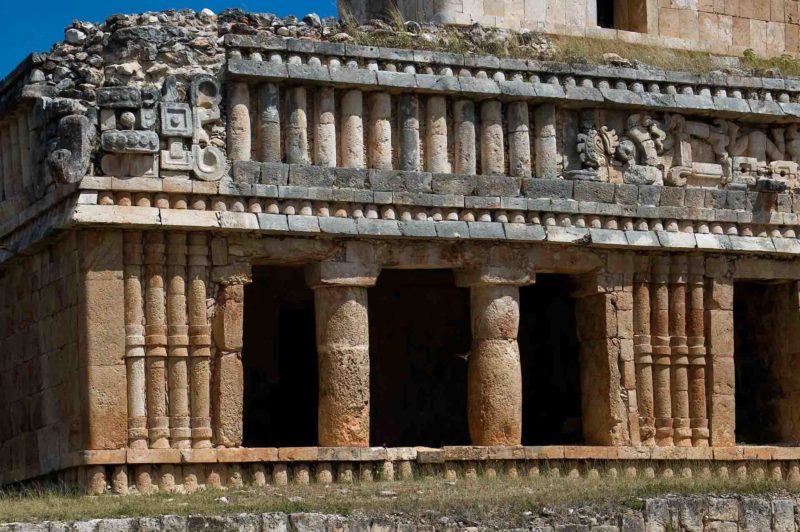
[{"xmin": 47, "ymin": 114, "xmax": 95, "ymax": 185}]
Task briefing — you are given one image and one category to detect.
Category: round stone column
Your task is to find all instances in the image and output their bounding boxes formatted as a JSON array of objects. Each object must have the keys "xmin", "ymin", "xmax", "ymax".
[
  {"xmin": 307, "ymin": 262, "xmax": 379, "ymax": 447},
  {"xmin": 457, "ymin": 268, "xmax": 532, "ymax": 446}
]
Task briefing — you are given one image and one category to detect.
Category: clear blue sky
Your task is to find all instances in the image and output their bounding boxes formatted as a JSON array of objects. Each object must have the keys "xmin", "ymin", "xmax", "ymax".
[{"xmin": 0, "ymin": 0, "xmax": 338, "ymax": 77}]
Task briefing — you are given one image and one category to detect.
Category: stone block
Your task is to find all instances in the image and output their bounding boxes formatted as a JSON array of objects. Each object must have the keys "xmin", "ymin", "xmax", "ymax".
[
  {"xmin": 614, "ymin": 184, "xmax": 638, "ymax": 205},
  {"xmin": 476, "ymin": 176, "xmax": 520, "ymax": 197},
  {"xmin": 261, "ymin": 163, "xmax": 290, "ymax": 186},
  {"xmin": 523, "ymin": 178, "xmax": 573, "ymax": 199},
  {"xmin": 258, "ymin": 214, "xmax": 289, "ymax": 232},
  {"xmin": 355, "ymin": 218, "xmax": 401, "ymax": 236},
  {"xmin": 432, "ymin": 174, "xmax": 476, "ymax": 195},
  {"xmin": 398, "ymin": 220, "xmax": 436, "ymax": 238},
  {"xmin": 435, "ymin": 221, "xmax": 469, "ymax": 239},
  {"xmin": 659, "ymin": 187, "xmax": 685, "ymax": 207},
  {"xmin": 319, "ymin": 217, "xmax": 358, "ymax": 235},
  {"xmin": 334, "ymin": 168, "xmax": 368, "ymax": 189},
  {"xmin": 638, "ymin": 185, "xmax": 661, "ymax": 206},
  {"xmin": 739, "ymin": 497, "xmax": 771, "ymax": 531},
  {"xmin": 289, "ymin": 165, "xmax": 335, "ymax": 188},
  {"xmin": 573, "ymin": 181, "xmax": 615, "ymax": 203},
  {"xmin": 287, "ymin": 216, "xmax": 321, "ymax": 233}
]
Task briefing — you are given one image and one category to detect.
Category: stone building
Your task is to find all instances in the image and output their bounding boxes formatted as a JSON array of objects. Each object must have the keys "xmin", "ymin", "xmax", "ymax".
[
  {"xmin": 341, "ymin": 0, "xmax": 800, "ymax": 57},
  {"xmin": 3, "ymin": 2, "xmax": 800, "ymax": 495}
]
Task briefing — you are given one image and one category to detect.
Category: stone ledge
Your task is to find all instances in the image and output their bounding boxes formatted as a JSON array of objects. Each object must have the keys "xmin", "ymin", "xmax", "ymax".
[
  {"xmin": 67, "ymin": 205, "xmax": 800, "ymax": 259},
  {"xmin": 62, "ymin": 446, "xmax": 800, "ymax": 466},
  {"xmin": 227, "ymin": 59, "xmax": 798, "ymax": 121},
  {"xmin": 224, "ymin": 36, "xmax": 800, "ymax": 107}
]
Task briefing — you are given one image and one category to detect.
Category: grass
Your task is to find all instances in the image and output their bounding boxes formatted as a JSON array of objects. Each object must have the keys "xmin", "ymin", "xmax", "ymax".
[
  {"xmin": 0, "ymin": 474, "xmax": 795, "ymax": 527},
  {"xmin": 339, "ymin": 17, "xmax": 800, "ymax": 77}
]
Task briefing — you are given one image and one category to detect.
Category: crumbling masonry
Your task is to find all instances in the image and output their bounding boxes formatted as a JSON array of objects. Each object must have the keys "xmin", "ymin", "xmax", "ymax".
[{"xmin": 7, "ymin": 4, "xmax": 800, "ymax": 494}]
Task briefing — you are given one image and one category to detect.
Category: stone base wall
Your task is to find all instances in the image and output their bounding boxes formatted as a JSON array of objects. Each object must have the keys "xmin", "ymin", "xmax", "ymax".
[
  {"xmin": 37, "ymin": 445, "xmax": 800, "ymax": 495},
  {"xmin": 0, "ymin": 231, "xmax": 84, "ymax": 485},
  {"xmin": 3, "ymin": 497, "xmax": 800, "ymax": 531}
]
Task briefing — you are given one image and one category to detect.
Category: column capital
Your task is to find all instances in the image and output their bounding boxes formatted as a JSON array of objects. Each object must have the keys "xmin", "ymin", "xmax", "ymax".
[
  {"xmin": 454, "ymin": 266, "xmax": 534, "ymax": 288},
  {"xmin": 305, "ymin": 261, "xmax": 379, "ymax": 289}
]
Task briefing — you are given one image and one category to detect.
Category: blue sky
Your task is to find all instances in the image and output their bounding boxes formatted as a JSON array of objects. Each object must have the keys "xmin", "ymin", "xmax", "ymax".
[{"xmin": 0, "ymin": 0, "xmax": 338, "ymax": 77}]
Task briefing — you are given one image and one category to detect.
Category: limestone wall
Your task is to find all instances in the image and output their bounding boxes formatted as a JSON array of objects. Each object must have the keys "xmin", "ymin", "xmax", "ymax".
[
  {"xmin": 344, "ymin": 0, "xmax": 800, "ymax": 57},
  {"xmin": 0, "ymin": 232, "xmax": 84, "ymax": 484}
]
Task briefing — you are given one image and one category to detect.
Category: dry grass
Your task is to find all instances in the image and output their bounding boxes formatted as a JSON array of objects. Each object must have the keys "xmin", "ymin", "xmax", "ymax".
[
  {"xmin": 0, "ymin": 473, "xmax": 793, "ymax": 526},
  {"xmin": 347, "ymin": 24, "xmax": 800, "ymax": 77}
]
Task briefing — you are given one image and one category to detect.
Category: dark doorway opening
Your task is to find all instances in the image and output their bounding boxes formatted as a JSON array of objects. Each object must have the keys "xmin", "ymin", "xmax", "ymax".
[
  {"xmin": 242, "ymin": 266, "xmax": 318, "ymax": 447},
  {"xmin": 519, "ymin": 275, "xmax": 583, "ymax": 445},
  {"xmin": 369, "ymin": 269, "xmax": 471, "ymax": 447},
  {"xmin": 733, "ymin": 281, "xmax": 797, "ymax": 445},
  {"xmin": 598, "ymin": 0, "xmax": 649, "ymax": 32},
  {"xmin": 597, "ymin": 0, "xmax": 615, "ymax": 29}
]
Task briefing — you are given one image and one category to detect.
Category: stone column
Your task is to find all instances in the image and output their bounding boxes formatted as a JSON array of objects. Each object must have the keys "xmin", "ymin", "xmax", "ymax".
[
  {"xmin": 534, "ymin": 104, "xmax": 558, "ymax": 179},
  {"xmin": 481, "ymin": 101, "xmax": 505, "ymax": 176},
  {"xmin": 212, "ymin": 274, "xmax": 250, "ymax": 448},
  {"xmin": 454, "ymin": 100, "xmax": 476, "ymax": 175},
  {"xmin": 228, "ymin": 82, "xmax": 251, "ymax": 161},
  {"xmin": 166, "ymin": 233, "xmax": 191, "ymax": 449},
  {"xmin": 426, "ymin": 96, "xmax": 450, "ymax": 173},
  {"xmin": 651, "ymin": 256, "xmax": 673, "ymax": 446},
  {"xmin": 398, "ymin": 94, "xmax": 420, "ymax": 171},
  {"xmin": 670, "ymin": 255, "xmax": 691, "ymax": 447},
  {"xmin": 143, "ymin": 233, "xmax": 170, "ymax": 449},
  {"xmin": 188, "ymin": 234, "xmax": 212, "ymax": 449},
  {"xmin": 706, "ymin": 271, "xmax": 735, "ymax": 447},
  {"xmin": 315, "ymin": 87, "xmax": 337, "ymax": 167},
  {"xmin": 633, "ymin": 257, "xmax": 655, "ymax": 446},
  {"xmin": 456, "ymin": 267, "xmax": 532, "ymax": 446},
  {"xmin": 307, "ymin": 262, "xmax": 378, "ymax": 447},
  {"xmin": 341, "ymin": 90, "xmax": 365, "ymax": 169},
  {"xmin": 124, "ymin": 231, "xmax": 147, "ymax": 449},
  {"xmin": 258, "ymin": 83, "xmax": 281, "ymax": 163},
  {"xmin": 286, "ymin": 87, "xmax": 309, "ymax": 165},
  {"xmin": 687, "ymin": 255, "xmax": 709, "ymax": 447},
  {"xmin": 368, "ymin": 92, "xmax": 393, "ymax": 170},
  {"xmin": 507, "ymin": 102, "xmax": 531, "ymax": 178}
]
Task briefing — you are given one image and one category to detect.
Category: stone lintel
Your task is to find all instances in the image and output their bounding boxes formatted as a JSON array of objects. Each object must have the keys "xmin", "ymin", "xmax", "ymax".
[
  {"xmin": 305, "ymin": 261, "xmax": 379, "ymax": 289},
  {"xmin": 454, "ymin": 266, "xmax": 534, "ymax": 287}
]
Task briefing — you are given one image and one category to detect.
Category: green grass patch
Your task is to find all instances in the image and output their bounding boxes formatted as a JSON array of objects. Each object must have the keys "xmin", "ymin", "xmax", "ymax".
[{"xmin": 0, "ymin": 474, "xmax": 795, "ymax": 526}]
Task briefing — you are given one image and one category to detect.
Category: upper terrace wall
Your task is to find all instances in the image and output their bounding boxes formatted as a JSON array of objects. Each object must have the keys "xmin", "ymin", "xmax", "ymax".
[{"xmin": 340, "ymin": 0, "xmax": 800, "ymax": 57}]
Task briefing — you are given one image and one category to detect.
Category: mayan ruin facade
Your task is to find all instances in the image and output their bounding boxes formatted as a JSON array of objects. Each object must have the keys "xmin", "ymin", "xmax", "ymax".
[{"xmin": 5, "ymin": 0, "xmax": 800, "ymax": 495}]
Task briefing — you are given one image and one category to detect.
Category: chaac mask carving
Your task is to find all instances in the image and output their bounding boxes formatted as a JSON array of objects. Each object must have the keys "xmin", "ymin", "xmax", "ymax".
[
  {"xmin": 97, "ymin": 74, "xmax": 226, "ymax": 182},
  {"xmin": 160, "ymin": 74, "xmax": 226, "ymax": 182},
  {"xmin": 567, "ymin": 109, "xmax": 799, "ymax": 192}
]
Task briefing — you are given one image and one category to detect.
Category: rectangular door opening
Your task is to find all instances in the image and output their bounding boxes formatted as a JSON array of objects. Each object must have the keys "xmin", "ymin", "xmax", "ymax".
[
  {"xmin": 242, "ymin": 266, "xmax": 318, "ymax": 447},
  {"xmin": 369, "ymin": 269, "xmax": 471, "ymax": 447},
  {"xmin": 734, "ymin": 281, "xmax": 800, "ymax": 445},
  {"xmin": 519, "ymin": 275, "xmax": 583, "ymax": 445}
]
